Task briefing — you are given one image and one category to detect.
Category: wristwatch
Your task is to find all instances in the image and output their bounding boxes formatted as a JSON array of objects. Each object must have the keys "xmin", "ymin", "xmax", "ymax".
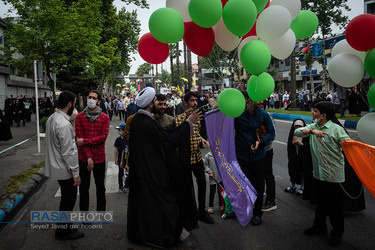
[{"xmin": 310, "ymin": 129, "xmax": 314, "ymax": 134}]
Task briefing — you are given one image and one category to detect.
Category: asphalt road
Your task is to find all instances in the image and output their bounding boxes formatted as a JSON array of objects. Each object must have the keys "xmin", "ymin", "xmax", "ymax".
[{"xmin": 0, "ymin": 117, "xmax": 374, "ymax": 250}]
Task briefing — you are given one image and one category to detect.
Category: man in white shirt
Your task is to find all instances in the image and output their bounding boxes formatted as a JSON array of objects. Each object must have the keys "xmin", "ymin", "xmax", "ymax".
[{"xmin": 45, "ymin": 91, "xmax": 84, "ymax": 240}]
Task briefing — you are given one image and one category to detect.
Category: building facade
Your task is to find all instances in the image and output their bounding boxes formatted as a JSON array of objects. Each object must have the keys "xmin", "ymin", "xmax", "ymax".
[{"xmin": 0, "ymin": 18, "xmax": 51, "ymax": 110}]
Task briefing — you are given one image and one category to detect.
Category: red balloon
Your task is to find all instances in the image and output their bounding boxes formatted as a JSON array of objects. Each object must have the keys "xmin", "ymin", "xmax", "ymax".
[
  {"xmin": 242, "ymin": 22, "xmax": 257, "ymax": 41},
  {"xmin": 183, "ymin": 22, "xmax": 215, "ymax": 57},
  {"xmin": 221, "ymin": 0, "xmax": 229, "ymax": 8},
  {"xmin": 346, "ymin": 14, "xmax": 375, "ymax": 52},
  {"xmin": 138, "ymin": 33, "xmax": 169, "ymax": 64}
]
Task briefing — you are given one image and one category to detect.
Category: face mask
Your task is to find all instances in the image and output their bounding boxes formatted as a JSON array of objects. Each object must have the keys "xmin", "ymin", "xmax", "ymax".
[
  {"xmin": 67, "ymin": 104, "xmax": 75, "ymax": 116},
  {"xmin": 214, "ymin": 94, "xmax": 218, "ymax": 98},
  {"xmin": 87, "ymin": 99, "xmax": 97, "ymax": 109},
  {"xmin": 130, "ymin": 101, "xmax": 134, "ymax": 104},
  {"xmin": 200, "ymin": 97, "xmax": 204, "ymax": 101}
]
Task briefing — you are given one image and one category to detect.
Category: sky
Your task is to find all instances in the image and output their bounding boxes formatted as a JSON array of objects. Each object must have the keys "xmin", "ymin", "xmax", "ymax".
[{"xmin": 0, "ymin": 0, "xmax": 365, "ymax": 75}]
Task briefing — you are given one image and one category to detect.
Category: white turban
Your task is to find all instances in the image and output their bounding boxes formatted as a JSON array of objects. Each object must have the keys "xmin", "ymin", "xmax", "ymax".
[{"xmin": 135, "ymin": 87, "xmax": 156, "ymax": 108}]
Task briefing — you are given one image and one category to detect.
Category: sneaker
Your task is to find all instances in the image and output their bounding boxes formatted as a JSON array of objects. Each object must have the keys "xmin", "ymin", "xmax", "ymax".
[
  {"xmin": 304, "ymin": 225, "xmax": 327, "ymax": 235},
  {"xmin": 55, "ymin": 231, "xmax": 85, "ymax": 240},
  {"xmin": 297, "ymin": 189, "xmax": 303, "ymax": 196},
  {"xmin": 262, "ymin": 201, "xmax": 277, "ymax": 212},
  {"xmin": 284, "ymin": 186, "xmax": 296, "ymax": 193},
  {"xmin": 121, "ymin": 187, "xmax": 128, "ymax": 193},
  {"xmin": 198, "ymin": 210, "xmax": 215, "ymax": 224},
  {"xmin": 207, "ymin": 207, "xmax": 214, "ymax": 214}
]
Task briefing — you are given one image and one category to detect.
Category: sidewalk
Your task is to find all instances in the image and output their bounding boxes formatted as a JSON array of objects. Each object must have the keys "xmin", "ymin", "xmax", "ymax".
[{"xmin": 0, "ymin": 120, "xmax": 46, "ymax": 221}]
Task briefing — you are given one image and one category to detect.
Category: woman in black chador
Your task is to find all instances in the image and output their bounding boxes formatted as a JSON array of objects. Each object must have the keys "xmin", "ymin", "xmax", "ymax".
[{"xmin": 286, "ymin": 119, "xmax": 315, "ymax": 201}]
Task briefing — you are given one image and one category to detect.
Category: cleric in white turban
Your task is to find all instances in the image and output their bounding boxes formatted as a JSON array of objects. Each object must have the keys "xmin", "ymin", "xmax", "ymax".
[
  {"xmin": 135, "ymin": 87, "xmax": 156, "ymax": 108},
  {"xmin": 127, "ymin": 86, "xmax": 198, "ymax": 248}
]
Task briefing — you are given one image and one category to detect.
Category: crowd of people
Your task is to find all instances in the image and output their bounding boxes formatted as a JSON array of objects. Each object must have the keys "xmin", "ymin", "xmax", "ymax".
[
  {"xmin": 15, "ymin": 85, "xmax": 366, "ymax": 248},
  {"xmin": 266, "ymin": 87, "xmax": 368, "ymax": 117}
]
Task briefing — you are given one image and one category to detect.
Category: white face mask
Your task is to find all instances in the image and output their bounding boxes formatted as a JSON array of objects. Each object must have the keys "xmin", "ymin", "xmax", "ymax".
[
  {"xmin": 313, "ymin": 117, "xmax": 321, "ymax": 123},
  {"xmin": 87, "ymin": 99, "xmax": 97, "ymax": 109}
]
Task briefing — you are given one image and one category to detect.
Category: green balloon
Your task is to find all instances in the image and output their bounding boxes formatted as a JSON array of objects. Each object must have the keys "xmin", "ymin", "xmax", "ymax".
[
  {"xmin": 217, "ymin": 88, "xmax": 246, "ymax": 118},
  {"xmin": 290, "ymin": 10, "xmax": 319, "ymax": 39},
  {"xmin": 240, "ymin": 40, "xmax": 271, "ymax": 76},
  {"xmin": 223, "ymin": 0, "xmax": 257, "ymax": 37},
  {"xmin": 189, "ymin": 0, "xmax": 222, "ymax": 28},
  {"xmin": 365, "ymin": 48, "xmax": 375, "ymax": 80},
  {"xmin": 368, "ymin": 84, "xmax": 375, "ymax": 110},
  {"xmin": 252, "ymin": 0, "xmax": 268, "ymax": 14},
  {"xmin": 247, "ymin": 73, "xmax": 275, "ymax": 102},
  {"xmin": 149, "ymin": 8, "xmax": 184, "ymax": 43}
]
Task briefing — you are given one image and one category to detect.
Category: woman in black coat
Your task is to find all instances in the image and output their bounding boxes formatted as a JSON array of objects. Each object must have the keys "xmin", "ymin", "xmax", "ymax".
[{"xmin": 285, "ymin": 119, "xmax": 314, "ymax": 200}]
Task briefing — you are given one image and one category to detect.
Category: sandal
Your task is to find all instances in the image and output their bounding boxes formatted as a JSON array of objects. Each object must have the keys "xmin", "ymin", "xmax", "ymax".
[{"xmin": 284, "ymin": 186, "xmax": 296, "ymax": 193}]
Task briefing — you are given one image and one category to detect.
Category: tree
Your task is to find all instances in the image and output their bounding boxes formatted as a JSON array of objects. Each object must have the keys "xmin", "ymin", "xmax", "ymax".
[
  {"xmin": 304, "ymin": 49, "xmax": 314, "ymax": 90},
  {"xmin": 160, "ymin": 69, "xmax": 171, "ymax": 85},
  {"xmin": 136, "ymin": 62, "xmax": 151, "ymax": 77},
  {"xmin": 169, "ymin": 44, "xmax": 175, "ymax": 86},
  {"xmin": 301, "ymin": 0, "xmax": 350, "ymax": 92},
  {"xmin": 1, "ymin": 0, "xmax": 103, "ymax": 99},
  {"xmin": 175, "ymin": 42, "xmax": 182, "ymax": 90}
]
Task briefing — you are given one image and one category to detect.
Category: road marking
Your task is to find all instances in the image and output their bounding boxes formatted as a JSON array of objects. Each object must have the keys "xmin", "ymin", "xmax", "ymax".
[
  {"xmin": 0, "ymin": 135, "xmax": 36, "ymax": 155},
  {"xmin": 274, "ymin": 140, "xmax": 287, "ymax": 146},
  {"xmin": 54, "ymin": 161, "xmax": 123, "ymax": 197}
]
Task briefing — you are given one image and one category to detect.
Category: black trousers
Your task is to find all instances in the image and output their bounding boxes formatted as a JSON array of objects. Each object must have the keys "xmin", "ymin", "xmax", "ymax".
[
  {"xmin": 56, "ymin": 178, "xmax": 77, "ymax": 236},
  {"xmin": 314, "ymin": 179, "xmax": 344, "ymax": 236},
  {"xmin": 118, "ymin": 110, "xmax": 125, "ymax": 120},
  {"xmin": 191, "ymin": 160, "xmax": 207, "ymax": 212},
  {"xmin": 118, "ymin": 166, "xmax": 124, "ymax": 189},
  {"xmin": 238, "ymin": 158, "xmax": 265, "ymax": 217},
  {"xmin": 209, "ymin": 182, "xmax": 223, "ymax": 207},
  {"xmin": 264, "ymin": 149, "xmax": 275, "ymax": 202},
  {"xmin": 79, "ymin": 160, "xmax": 106, "ymax": 211}
]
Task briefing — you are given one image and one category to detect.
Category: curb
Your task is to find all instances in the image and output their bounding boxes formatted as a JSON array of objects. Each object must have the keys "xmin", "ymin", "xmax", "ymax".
[
  {"xmin": 0, "ymin": 168, "xmax": 45, "ymax": 222},
  {"xmin": 270, "ymin": 113, "xmax": 358, "ymax": 129}
]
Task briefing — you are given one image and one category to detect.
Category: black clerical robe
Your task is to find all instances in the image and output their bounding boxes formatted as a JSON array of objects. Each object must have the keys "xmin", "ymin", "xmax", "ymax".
[{"xmin": 127, "ymin": 112, "xmax": 191, "ymax": 248}]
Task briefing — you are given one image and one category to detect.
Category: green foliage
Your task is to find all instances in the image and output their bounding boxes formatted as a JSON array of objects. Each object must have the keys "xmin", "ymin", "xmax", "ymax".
[
  {"xmin": 39, "ymin": 116, "xmax": 49, "ymax": 132},
  {"xmin": 160, "ymin": 69, "xmax": 171, "ymax": 85},
  {"xmin": 1, "ymin": 0, "xmax": 143, "ymax": 97},
  {"xmin": 300, "ymin": 0, "xmax": 350, "ymax": 38},
  {"xmin": 136, "ymin": 63, "xmax": 152, "ymax": 77}
]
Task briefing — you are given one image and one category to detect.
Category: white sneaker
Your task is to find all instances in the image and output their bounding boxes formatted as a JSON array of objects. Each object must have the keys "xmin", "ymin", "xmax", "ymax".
[{"xmin": 207, "ymin": 207, "xmax": 214, "ymax": 214}]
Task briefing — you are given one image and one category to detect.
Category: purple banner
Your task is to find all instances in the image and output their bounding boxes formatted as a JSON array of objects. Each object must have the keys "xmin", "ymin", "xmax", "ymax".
[{"xmin": 205, "ymin": 109, "xmax": 257, "ymax": 226}]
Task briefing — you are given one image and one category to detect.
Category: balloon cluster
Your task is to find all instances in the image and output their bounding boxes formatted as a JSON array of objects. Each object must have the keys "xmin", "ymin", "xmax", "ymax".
[
  {"xmin": 138, "ymin": 0, "xmax": 318, "ymax": 118},
  {"xmin": 327, "ymin": 14, "xmax": 375, "ymax": 145}
]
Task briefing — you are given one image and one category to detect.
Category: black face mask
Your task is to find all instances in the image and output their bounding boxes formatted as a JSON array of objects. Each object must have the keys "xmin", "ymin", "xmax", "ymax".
[{"xmin": 67, "ymin": 104, "xmax": 75, "ymax": 116}]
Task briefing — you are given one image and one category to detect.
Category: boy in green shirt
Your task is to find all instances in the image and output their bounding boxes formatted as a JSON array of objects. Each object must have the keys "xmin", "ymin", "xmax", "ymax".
[{"xmin": 295, "ymin": 101, "xmax": 350, "ymax": 247}]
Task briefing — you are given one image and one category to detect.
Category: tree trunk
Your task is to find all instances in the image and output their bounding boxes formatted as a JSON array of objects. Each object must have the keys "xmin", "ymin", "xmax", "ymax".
[
  {"xmin": 290, "ymin": 51, "xmax": 297, "ymax": 108},
  {"xmin": 187, "ymin": 48, "xmax": 192, "ymax": 91},
  {"xmin": 176, "ymin": 42, "xmax": 180, "ymax": 90},
  {"xmin": 156, "ymin": 64, "xmax": 158, "ymax": 80},
  {"xmin": 184, "ymin": 42, "xmax": 188, "ymax": 79},
  {"xmin": 169, "ymin": 44, "xmax": 174, "ymax": 86},
  {"xmin": 198, "ymin": 55, "xmax": 202, "ymax": 93},
  {"xmin": 321, "ymin": 37, "xmax": 327, "ymax": 93}
]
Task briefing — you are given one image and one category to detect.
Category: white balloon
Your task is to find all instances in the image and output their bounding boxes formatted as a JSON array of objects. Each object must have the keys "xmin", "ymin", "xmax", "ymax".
[
  {"xmin": 166, "ymin": 0, "xmax": 192, "ymax": 22},
  {"xmin": 213, "ymin": 18, "xmax": 241, "ymax": 52},
  {"xmin": 357, "ymin": 113, "xmax": 375, "ymax": 146},
  {"xmin": 237, "ymin": 36, "xmax": 259, "ymax": 60},
  {"xmin": 270, "ymin": 0, "xmax": 301, "ymax": 20},
  {"xmin": 264, "ymin": 29, "xmax": 296, "ymax": 60},
  {"xmin": 257, "ymin": 6, "xmax": 292, "ymax": 41},
  {"xmin": 331, "ymin": 39, "xmax": 366, "ymax": 62},
  {"xmin": 328, "ymin": 53, "xmax": 364, "ymax": 88}
]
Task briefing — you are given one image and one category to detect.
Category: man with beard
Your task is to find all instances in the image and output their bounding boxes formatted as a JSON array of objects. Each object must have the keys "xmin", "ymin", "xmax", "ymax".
[
  {"xmin": 45, "ymin": 91, "xmax": 84, "ymax": 240},
  {"xmin": 152, "ymin": 93, "xmax": 175, "ymax": 128},
  {"xmin": 175, "ymin": 91, "xmax": 214, "ymax": 227},
  {"xmin": 235, "ymin": 91, "xmax": 275, "ymax": 226},
  {"xmin": 127, "ymin": 87, "xmax": 201, "ymax": 248},
  {"xmin": 75, "ymin": 90, "xmax": 110, "ymax": 212}
]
